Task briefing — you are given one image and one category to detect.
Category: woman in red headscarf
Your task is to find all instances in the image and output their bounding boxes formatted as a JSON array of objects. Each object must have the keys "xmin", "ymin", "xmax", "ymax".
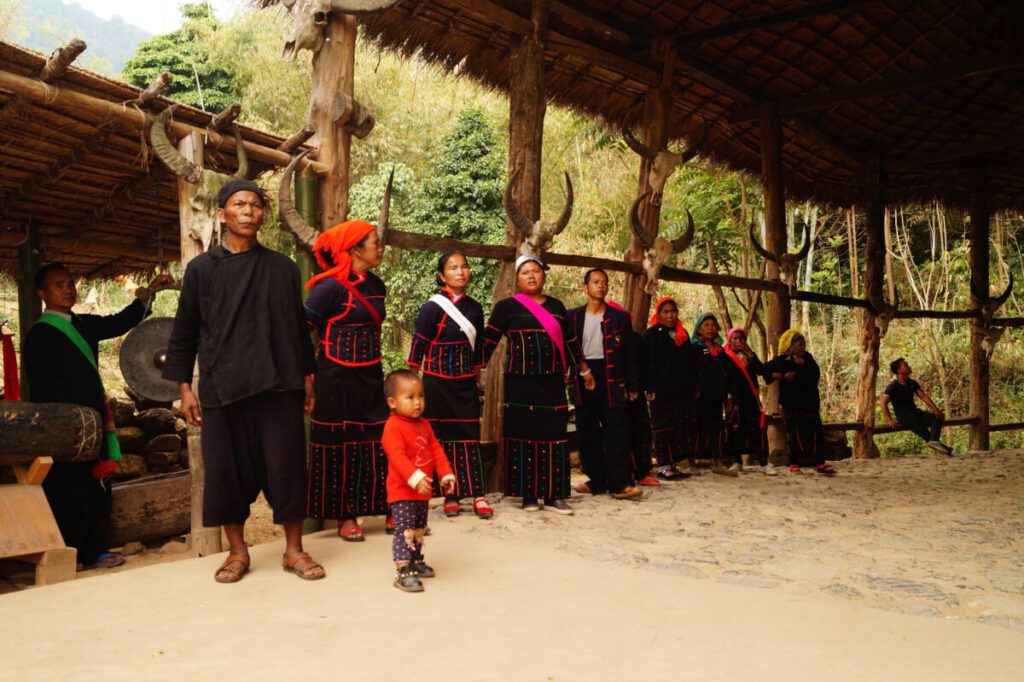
[
  {"xmin": 641, "ymin": 296, "xmax": 698, "ymax": 481},
  {"xmin": 304, "ymin": 220, "xmax": 390, "ymax": 540}
]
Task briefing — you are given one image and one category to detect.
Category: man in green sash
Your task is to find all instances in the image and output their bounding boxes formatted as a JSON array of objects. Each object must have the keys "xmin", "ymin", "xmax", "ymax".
[{"xmin": 24, "ymin": 263, "xmax": 172, "ymax": 571}]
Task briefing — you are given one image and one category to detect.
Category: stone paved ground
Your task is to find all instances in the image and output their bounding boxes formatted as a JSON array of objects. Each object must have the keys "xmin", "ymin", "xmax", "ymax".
[{"xmin": 452, "ymin": 449, "xmax": 1024, "ymax": 631}]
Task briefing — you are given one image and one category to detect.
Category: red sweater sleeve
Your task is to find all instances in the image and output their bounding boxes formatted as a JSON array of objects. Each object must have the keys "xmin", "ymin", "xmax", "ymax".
[{"xmin": 382, "ymin": 419, "xmax": 420, "ymax": 484}]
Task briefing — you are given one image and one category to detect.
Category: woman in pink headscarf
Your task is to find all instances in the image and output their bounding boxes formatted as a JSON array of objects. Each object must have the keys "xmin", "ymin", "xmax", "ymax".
[{"xmin": 722, "ymin": 327, "xmax": 776, "ymax": 475}]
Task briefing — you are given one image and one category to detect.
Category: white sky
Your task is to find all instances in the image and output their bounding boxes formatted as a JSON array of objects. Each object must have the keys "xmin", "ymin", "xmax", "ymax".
[{"xmin": 62, "ymin": 0, "xmax": 240, "ymax": 35}]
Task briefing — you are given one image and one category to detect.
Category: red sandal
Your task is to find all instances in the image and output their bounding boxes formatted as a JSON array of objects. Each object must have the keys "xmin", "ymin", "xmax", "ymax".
[
  {"xmin": 339, "ymin": 524, "xmax": 364, "ymax": 542},
  {"xmin": 443, "ymin": 500, "xmax": 462, "ymax": 517},
  {"xmin": 473, "ymin": 497, "xmax": 494, "ymax": 519}
]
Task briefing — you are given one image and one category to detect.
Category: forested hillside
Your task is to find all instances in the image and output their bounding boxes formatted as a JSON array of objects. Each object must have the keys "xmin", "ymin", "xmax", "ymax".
[{"xmin": 0, "ymin": 0, "xmax": 149, "ymax": 74}]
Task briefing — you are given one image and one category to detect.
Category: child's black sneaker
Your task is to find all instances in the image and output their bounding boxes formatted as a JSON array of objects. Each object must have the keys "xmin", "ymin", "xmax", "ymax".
[
  {"xmin": 394, "ymin": 567, "xmax": 424, "ymax": 592},
  {"xmin": 410, "ymin": 561, "xmax": 435, "ymax": 578}
]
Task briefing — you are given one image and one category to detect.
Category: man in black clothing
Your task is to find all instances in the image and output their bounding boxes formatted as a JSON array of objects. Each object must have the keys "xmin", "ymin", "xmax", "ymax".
[
  {"xmin": 567, "ymin": 269, "xmax": 642, "ymax": 500},
  {"xmin": 162, "ymin": 178, "xmax": 324, "ymax": 583},
  {"xmin": 24, "ymin": 263, "xmax": 172, "ymax": 571},
  {"xmin": 881, "ymin": 357, "xmax": 957, "ymax": 456}
]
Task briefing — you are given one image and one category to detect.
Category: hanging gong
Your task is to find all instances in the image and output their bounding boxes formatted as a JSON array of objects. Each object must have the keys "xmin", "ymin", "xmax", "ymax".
[{"xmin": 119, "ymin": 317, "xmax": 179, "ymax": 403}]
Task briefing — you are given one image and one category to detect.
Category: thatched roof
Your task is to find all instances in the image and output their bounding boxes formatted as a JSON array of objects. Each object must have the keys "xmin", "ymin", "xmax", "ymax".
[
  {"xmin": 358, "ymin": 0, "xmax": 1023, "ymax": 210},
  {"xmin": 0, "ymin": 41, "xmax": 297, "ymax": 278}
]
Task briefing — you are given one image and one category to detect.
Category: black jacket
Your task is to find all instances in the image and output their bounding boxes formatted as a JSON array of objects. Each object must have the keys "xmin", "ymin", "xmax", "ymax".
[
  {"xmin": 162, "ymin": 244, "xmax": 315, "ymax": 408},
  {"xmin": 763, "ymin": 351, "xmax": 822, "ymax": 414},
  {"xmin": 567, "ymin": 304, "xmax": 640, "ymax": 409},
  {"xmin": 641, "ymin": 324, "xmax": 698, "ymax": 400}
]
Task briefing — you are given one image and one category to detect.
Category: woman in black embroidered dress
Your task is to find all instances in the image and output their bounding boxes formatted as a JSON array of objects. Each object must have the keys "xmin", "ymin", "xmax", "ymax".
[
  {"xmin": 305, "ymin": 220, "xmax": 391, "ymax": 540},
  {"xmin": 408, "ymin": 251, "xmax": 493, "ymax": 519},
  {"xmin": 481, "ymin": 255, "xmax": 590, "ymax": 514}
]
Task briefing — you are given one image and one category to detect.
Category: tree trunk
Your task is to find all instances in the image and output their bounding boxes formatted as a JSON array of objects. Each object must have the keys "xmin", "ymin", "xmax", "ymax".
[
  {"xmin": 482, "ymin": 0, "xmax": 549, "ymax": 490},
  {"xmin": 852, "ymin": 154, "xmax": 885, "ymax": 460},
  {"xmin": 177, "ymin": 132, "xmax": 221, "ymax": 557},
  {"xmin": 0, "ymin": 402, "xmax": 102, "ymax": 464},
  {"xmin": 801, "ymin": 205, "xmax": 818, "ymax": 330},
  {"xmin": 16, "ymin": 221, "xmax": 41, "ymax": 395},
  {"xmin": 623, "ymin": 45, "xmax": 674, "ymax": 331},
  {"xmin": 759, "ymin": 105, "xmax": 791, "ymax": 459},
  {"xmin": 969, "ymin": 168, "xmax": 991, "ymax": 451}
]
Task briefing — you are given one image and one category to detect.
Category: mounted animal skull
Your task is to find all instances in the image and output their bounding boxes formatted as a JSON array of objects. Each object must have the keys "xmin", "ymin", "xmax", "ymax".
[
  {"xmin": 622, "ymin": 121, "xmax": 710, "ymax": 207},
  {"xmin": 150, "ymin": 105, "xmax": 249, "ymax": 251},
  {"xmin": 629, "ymin": 191, "xmax": 695, "ymax": 295},
  {"xmin": 748, "ymin": 220, "xmax": 812, "ymax": 294},
  {"xmin": 503, "ymin": 168, "xmax": 574, "ymax": 257},
  {"xmin": 282, "ymin": 0, "xmax": 401, "ymax": 60},
  {"xmin": 970, "ymin": 273, "xmax": 1014, "ymax": 325},
  {"xmin": 278, "ymin": 150, "xmax": 393, "ymax": 251},
  {"xmin": 867, "ymin": 286, "xmax": 900, "ymax": 338}
]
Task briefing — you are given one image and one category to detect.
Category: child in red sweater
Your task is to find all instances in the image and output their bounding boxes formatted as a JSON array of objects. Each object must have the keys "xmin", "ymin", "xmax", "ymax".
[{"xmin": 382, "ymin": 369, "xmax": 456, "ymax": 592}]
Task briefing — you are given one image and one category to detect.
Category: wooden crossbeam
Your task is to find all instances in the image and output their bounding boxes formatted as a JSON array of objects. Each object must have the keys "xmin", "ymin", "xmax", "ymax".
[
  {"xmin": 891, "ymin": 134, "xmax": 1023, "ymax": 170},
  {"xmin": 673, "ymin": 0, "xmax": 878, "ymax": 45},
  {"xmin": 731, "ymin": 54, "xmax": 1024, "ymax": 122},
  {"xmin": 0, "ymin": 126, "xmax": 115, "ymax": 217},
  {"xmin": 279, "ymin": 125, "xmax": 316, "ymax": 154},
  {"xmin": 209, "ymin": 102, "xmax": 241, "ymax": 131},
  {"xmin": 38, "ymin": 39, "xmax": 87, "ymax": 82},
  {"xmin": 66, "ymin": 172, "xmax": 167, "ymax": 239},
  {"xmin": 0, "ymin": 228, "xmax": 174, "ymax": 262}
]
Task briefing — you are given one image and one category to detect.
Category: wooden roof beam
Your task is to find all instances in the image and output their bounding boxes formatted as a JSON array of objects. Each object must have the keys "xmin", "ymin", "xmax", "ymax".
[
  {"xmin": 673, "ymin": 0, "xmax": 879, "ymax": 45},
  {"xmin": 891, "ymin": 134, "xmax": 1023, "ymax": 170},
  {"xmin": 0, "ymin": 68, "xmax": 326, "ymax": 174},
  {"xmin": 38, "ymin": 39, "xmax": 87, "ymax": 82},
  {"xmin": 731, "ymin": 54, "xmax": 1024, "ymax": 122},
  {"xmin": 0, "ymin": 126, "xmax": 115, "ymax": 217}
]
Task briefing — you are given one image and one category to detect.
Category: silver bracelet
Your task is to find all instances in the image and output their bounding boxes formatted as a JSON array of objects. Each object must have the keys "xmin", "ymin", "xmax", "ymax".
[{"xmin": 579, "ymin": 369, "xmax": 592, "ymax": 376}]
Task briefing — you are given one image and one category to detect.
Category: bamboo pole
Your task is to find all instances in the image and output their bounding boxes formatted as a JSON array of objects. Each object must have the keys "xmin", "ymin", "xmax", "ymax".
[
  {"xmin": 16, "ymin": 221, "xmax": 41, "ymax": 395},
  {"xmin": 0, "ymin": 69, "xmax": 325, "ymax": 174},
  {"xmin": 759, "ymin": 104, "xmax": 790, "ymax": 460},
  {"xmin": 178, "ymin": 131, "xmax": 222, "ymax": 558},
  {"xmin": 969, "ymin": 168, "xmax": 991, "ymax": 450}
]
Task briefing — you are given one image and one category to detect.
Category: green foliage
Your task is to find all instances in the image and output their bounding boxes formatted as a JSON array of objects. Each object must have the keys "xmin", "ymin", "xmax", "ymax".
[
  {"xmin": 121, "ymin": 3, "xmax": 236, "ymax": 112},
  {"xmin": 349, "ymin": 108, "xmax": 507, "ymax": 350}
]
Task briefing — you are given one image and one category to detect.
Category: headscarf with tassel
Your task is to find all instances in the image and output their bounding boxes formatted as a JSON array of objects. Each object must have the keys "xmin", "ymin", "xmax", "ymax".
[{"xmin": 305, "ymin": 219, "xmax": 377, "ymax": 290}]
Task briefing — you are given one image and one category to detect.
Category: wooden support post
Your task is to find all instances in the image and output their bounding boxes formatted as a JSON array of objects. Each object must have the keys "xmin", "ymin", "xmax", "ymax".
[
  {"xmin": 969, "ymin": 168, "xmax": 991, "ymax": 451},
  {"xmin": 310, "ymin": 13, "xmax": 357, "ymax": 226},
  {"xmin": 759, "ymin": 104, "xmax": 791, "ymax": 460},
  {"xmin": 853, "ymin": 153, "xmax": 885, "ymax": 459},
  {"xmin": 482, "ymin": 0, "xmax": 550, "ymax": 489},
  {"xmin": 177, "ymin": 131, "xmax": 222, "ymax": 557},
  {"xmin": 623, "ymin": 44, "xmax": 674, "ymax": 330},
  {"xmin": 16, "ymin": 221, "xmax": 41, "ymax": 395}
]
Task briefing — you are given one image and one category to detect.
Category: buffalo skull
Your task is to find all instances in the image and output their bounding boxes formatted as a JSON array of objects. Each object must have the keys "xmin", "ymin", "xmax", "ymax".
[
  {"xmin": 150, "ymin": 105, "xmax": 249, "ymax": 251},
  {"xmin": 278, "ymin": 150, "xmax": 393, "ymax": 251},
  {"xmin": 503, "ymin": 168, "xmax": 574, "ymax": 257},
  {"xmin": 748, "ymin": 220, "xmax": 811, "ymax": 294},
  {"xmin": 622, "ymin": 121, "xmax": 709, "ymax": 207},
  {"xmin": 282, "ymin": 0, "xmax": 401, "ymax": 60},
  {"xmin": 629, "ymin": 191, "xmax": 695, "ymax": 295},
  {"xmin": 970, "ymin": 273, "xmax": 1014, "ymax": 325}
]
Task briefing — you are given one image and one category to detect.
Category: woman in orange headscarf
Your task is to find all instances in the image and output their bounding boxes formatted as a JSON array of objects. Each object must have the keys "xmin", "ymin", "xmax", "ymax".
[
  {"xmin": 304, "ymin": 220, "xmax": 391, "ymax": 540},
  {"xmin": 641, "ymin": 296, "xmax": 698, "ymax": 481}
]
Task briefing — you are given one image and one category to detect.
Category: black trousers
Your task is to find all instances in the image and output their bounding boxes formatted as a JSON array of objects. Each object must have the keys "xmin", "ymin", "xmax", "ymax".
[
  {"xmin": 898, "ymin": 409, "xmax": 943, "ymax": 442},
  {"xmin": 576, "ymin": 360, "xmax": 633, "ymax": 493},
  {"xmin": 627, "ymin": 395, "xmax": 653, "ymax": 479},
  {"xmin": 201, "ymin": 390, "xmax": 308, "ymax": 526},
  {"xmin": 42, "ymin": 462, "xmax": 111, "ymax": 566}
]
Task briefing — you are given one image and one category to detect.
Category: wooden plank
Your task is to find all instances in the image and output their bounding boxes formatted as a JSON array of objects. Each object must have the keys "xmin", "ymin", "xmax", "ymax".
[
  {"xmin": 13, "ymin": 457, "xmax": 53, "ymax": 486},
  {"xmin": 0, "ymin": 485, "xmax": 66, "ymax": 559},
  {"xmin": 22, "ymin": 547, "xmax": 77, "ymax": 585},
  {"xmin": 109, "ymin": 471, "xmax": 191, "ymax": 546}
]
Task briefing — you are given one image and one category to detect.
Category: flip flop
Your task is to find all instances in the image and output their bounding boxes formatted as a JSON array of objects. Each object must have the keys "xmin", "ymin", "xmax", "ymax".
[
  {"xmin": 282, "ymin": 552, "xmax": 325, "ymax": 581},
  {"xmin": 81, "ymin": 552, "xmax": 125, "ymax": 571},
  {"xmin": 214, "ymin": 553, "xmax": 250, "ymax": 583}
]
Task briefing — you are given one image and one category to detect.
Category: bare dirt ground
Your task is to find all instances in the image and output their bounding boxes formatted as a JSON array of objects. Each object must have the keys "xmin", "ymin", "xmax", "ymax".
[{"xmin": 4, "ymin": 450, "xmax": 1022, "ymax": 632}]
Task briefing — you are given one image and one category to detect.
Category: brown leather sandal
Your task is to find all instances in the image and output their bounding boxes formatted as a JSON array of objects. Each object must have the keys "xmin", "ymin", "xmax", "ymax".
[
  {"xmin": 214, "ymin": 553, "xmax": 250, "ymax": 583},
  {"xmin": 282, "ymin": 552, "xmax": 326, "ymax": 581}
]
